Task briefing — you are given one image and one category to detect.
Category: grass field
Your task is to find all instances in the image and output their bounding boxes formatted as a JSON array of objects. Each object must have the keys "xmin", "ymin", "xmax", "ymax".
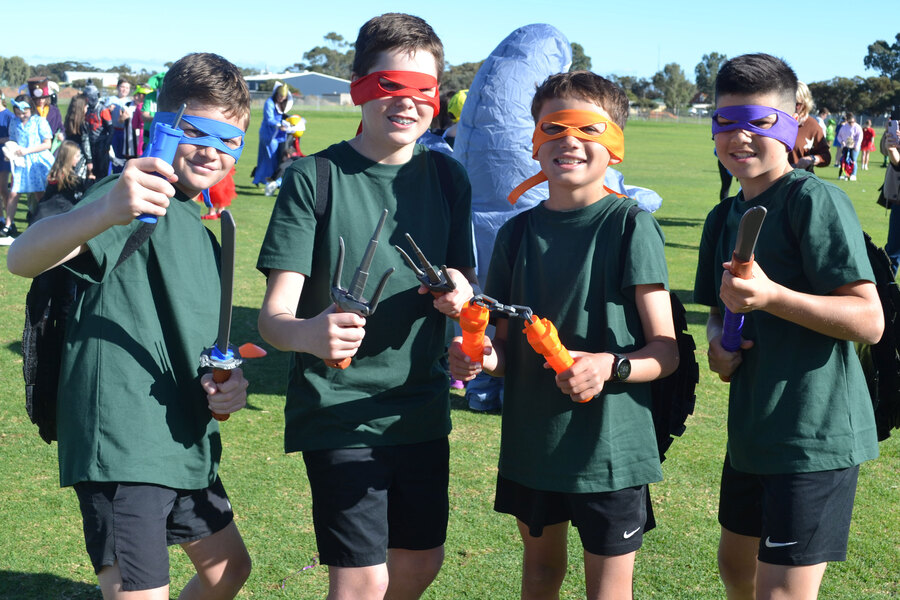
[{"xmin": 0, "ymin": 108, "xmax": 897, "ymax": 599}]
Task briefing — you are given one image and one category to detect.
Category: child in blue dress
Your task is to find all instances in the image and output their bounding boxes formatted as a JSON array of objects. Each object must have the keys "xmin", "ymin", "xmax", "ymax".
[{"xmin": 4, "ymin": 95, "xmax": 54, "ymax": 237}]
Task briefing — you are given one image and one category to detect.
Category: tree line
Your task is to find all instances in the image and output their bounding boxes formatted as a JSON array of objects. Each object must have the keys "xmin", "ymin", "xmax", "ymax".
[
  {"xmin": 295, "ymin": 33, "xmax": 900, "ymax": 118},
  {"xmin": 3, "ymin": 33, "xmax": 898, "ymax": 117}
]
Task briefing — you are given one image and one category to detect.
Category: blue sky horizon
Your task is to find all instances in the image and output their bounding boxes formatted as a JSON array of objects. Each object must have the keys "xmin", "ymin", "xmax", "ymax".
[{"xmin": 3, "ymin": 1, "xmax": 895, "ymax": 84}]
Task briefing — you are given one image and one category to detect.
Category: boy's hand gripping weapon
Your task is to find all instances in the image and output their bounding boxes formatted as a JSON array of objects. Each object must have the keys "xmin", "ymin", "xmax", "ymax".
[
  {"xmin": 394, "ymin": 233, "xmax": 456, "ymax": 297},
  {"xmin": 462, "ymin": 295, "xmax": 575, "ymax": 379},
  {"xmin": 139, "ymin": 103, "xmax": 186, "ymax": 224},
  {"xmin": 327, "ymin": 208, "xmax": 395, "ymax": 369},
  {"xmin": 199, "ymin": 210, "xmax": 267, "ymax": 420},
  {"xmin": 720, "ymin": 206, "xmax": 767, "ymax": 354}
]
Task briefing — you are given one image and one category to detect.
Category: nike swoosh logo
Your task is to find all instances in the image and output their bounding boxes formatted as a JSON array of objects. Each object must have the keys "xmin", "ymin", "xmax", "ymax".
[
  {"xmin": 764, "ymin": 537, "xmax": 798, "ymax": 548},
  {"xmin": 623, "ymin": 528, "xmax": 640, "ymax": 539}
]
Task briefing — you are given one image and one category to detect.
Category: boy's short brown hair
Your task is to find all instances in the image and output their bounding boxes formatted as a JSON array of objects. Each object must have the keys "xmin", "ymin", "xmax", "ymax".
[
  {"xmin": 531, "ymin": 71, "xmax": 629, "ymax": 130},
  {"xmin": 352, "ymin": 13, "xmax": 444, "ymax": 82},
  {"xmin": 158, "ymin": 53, "xmax": 251, "ymax": 129},
  {"xmin": 715, "ymin": 53, "xmax": 797, "ymax": 113}
]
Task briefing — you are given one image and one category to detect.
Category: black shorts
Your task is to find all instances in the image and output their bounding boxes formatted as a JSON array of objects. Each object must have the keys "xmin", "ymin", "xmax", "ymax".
[
  {"xmin": 494, "ymin": 474, "xmax": 655, "ymax": 556},
  {"xmin": 718, "ymin": 455, "xmax": 859, "ymax": 565},
  {"xmin": 302, "ymin": 437, "xmax": 449, "ymax": 567},
  {"xmin": 74, "ymin": 477, "xmax": 234, "ymax": 591}
]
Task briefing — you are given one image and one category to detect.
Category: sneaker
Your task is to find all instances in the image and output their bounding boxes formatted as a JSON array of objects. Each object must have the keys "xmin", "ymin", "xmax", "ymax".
[
  {"xmin": 0, "ymin": 223, "xmax": 16, "ymax": 237},
  {"xmin": 264, "ymin": 181, "xmax": 278, "ymax": 196},
  {"xmin": 839, "ymin": 174, "xmax": 847, "ymax": 180},
  {"xmin": 450, "ymin": 378, "xmax": 465, "ymax": 390},
  {"xmin": 849, "ymin": 175, "xmax": 857, "ymax": 181},
  {"xmin": 201, "ymin": 213, "xmax": 220, "ymax": 220}
]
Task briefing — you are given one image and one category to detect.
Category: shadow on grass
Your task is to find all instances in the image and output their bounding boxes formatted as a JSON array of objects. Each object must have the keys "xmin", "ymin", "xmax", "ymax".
[
  {"xmin": 0, "ymin": 571, "xmax": 99, "ymax": 599},
  {"xmin": 656, "ymin": 216, "xmax": 707, "ymax": 228}
]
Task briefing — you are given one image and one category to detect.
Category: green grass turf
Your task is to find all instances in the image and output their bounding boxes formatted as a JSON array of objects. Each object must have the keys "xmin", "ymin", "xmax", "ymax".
[{"xmin": 0, "ymin": 110, "xmax": 897, "ymax": 598}]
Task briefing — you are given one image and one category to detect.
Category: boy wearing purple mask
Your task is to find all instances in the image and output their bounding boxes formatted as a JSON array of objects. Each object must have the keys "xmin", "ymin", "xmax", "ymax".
[{"xmin": 693, "ymin": 53, "xmax": 882, "ymax": 599}]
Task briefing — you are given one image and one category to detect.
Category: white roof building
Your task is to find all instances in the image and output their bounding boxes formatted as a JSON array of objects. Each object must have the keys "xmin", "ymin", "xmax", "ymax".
[
  {"xmin": 63, "ymin": 72, "xmax": 123, "ymax": 88},
  {"xmin": 245, "ymin": 71, "xmax": 351, "ymax": 103}
]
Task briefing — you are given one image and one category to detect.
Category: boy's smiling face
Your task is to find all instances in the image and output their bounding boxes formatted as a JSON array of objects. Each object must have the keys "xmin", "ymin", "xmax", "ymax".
[
  {"xmin": 535, "ymin": 96, "xmax": 613, "ymax": 202},
  {"xmin": 353, "ymin": 48, "xmax": 438, "ymax": 164},
  {"xmin": 714, "ymin": 91, "xmax": 793, "ymax": 200},
  {"xmin": 170, "ymin": 103, "xmax": 245, "ymax": 198}
]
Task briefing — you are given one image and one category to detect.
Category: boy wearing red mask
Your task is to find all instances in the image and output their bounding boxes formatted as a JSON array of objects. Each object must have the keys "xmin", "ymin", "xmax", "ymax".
[
  {"xmin": 257, "ymin": 12, "xmax": 476, "ymax": 600},
  {"xmin": 448, "ymin": 71, "xmax": 678, "ymax": 599}
]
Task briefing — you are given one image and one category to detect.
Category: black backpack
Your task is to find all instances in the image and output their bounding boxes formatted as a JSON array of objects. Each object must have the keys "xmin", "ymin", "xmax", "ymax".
[
  {"xmin": 22, "ymin": 203, "xmax": 155, "ymax": 444},
  {"xmin": 712, "ymin": 176, "xmax": 900, "ymax": 441},
  {"xmin": 505, "ymin": 203, "xmax": 699, "ymax": 461}
]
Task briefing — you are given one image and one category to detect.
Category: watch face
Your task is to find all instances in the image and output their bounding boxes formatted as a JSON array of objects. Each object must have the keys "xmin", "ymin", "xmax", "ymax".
[{"xmin": 616, "ymin": 356, "xmax": 631, "ymax": 381}]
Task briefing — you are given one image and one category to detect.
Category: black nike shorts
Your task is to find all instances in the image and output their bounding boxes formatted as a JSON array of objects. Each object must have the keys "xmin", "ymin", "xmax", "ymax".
[
  {"xmin": 494, "ymin": 474, "xmax": 655, "ymax": 556},
  {"xmin": 718, "ymin": 454, "xmax": 859, "ymax": 565}
]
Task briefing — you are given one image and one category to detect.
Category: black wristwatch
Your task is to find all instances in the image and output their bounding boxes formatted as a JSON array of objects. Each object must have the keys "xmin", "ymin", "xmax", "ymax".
[{"xmin": 611, "ymin": 353, "xmax": 631, "ymax": 382}]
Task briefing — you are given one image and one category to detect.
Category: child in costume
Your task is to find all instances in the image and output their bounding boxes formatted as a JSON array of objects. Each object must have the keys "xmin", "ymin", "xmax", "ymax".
[
  {"xmin": 257, "ymin": 13, "xmax": 476, "ymax": 599},
  {"xmin": 449, "ymin": 71, "xmax": 678, "ymax": 599},
  {"xmin": 252, "ymin": 82, "xmax": 291, "ymax": 195},
  {"xmin": 7, "ymin": 52, "xmax": 254, "ymax": 600},
  {"xmin": 694, "ymin": 53, "xmax": 882, "ymax": 599},
  {"xmin": 860, "ymin": 119, "xmax": 876, "ymax": 171},
  {"xmin": 4, "ymin": 94, "xmax": 54, "ymax": 237}
]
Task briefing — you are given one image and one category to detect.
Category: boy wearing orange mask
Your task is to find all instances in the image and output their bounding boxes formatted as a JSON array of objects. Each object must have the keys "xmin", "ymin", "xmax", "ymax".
[
  {"xmin": 449, "ymin": 71, "xmax": 678, "ymax": 598},
  {"xmin": 257, "ymin": 12, "xmax": 476, "ymax": 600}
]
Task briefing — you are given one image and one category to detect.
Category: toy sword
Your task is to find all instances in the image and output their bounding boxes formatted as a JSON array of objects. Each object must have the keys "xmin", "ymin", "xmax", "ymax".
[
  {"xmin": 720, "ymin": 206, "xmax": 767, "ymax": 353},
  {"xmin": 199, "ymin": 210, "xmax": 266, "ymax": 420}
]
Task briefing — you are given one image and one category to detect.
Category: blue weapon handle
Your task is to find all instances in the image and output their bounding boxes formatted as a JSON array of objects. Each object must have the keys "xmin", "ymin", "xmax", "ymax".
[
  {"xmin": 720, "ymin": 308, "xmax": 744, "ymax": 352},
  {"xmin": 139, "ymin": 122, "xmax": 184, "ymax": 223}
]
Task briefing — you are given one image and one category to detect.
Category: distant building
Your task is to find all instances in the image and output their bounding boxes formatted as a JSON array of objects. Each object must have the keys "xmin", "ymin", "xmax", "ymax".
[
  {"xmin": 63, "ymin": 72, "xmax": 122, "ymax": 88},
  {"xmin": 244, "ymin": 71, "xmax": 352, "ymax": 105}
]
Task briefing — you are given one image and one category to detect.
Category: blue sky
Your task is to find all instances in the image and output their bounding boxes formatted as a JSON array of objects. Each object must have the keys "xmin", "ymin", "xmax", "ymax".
[{"xmin": 3, "ymin": 1, "xmax": 895, "ymax": 84}]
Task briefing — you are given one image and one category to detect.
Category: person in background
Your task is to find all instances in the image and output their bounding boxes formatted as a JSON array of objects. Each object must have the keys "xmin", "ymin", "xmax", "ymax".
[
  {"xmin": 63, "ymin": 94, "xmax": 94, "ymax": 182},
  {"xmin": 836, "ymin": 112, "xmax": 863, "ymax": 181},
  {"xmin": 83, "ymin": 81, "xmax": 112, "ymax": 179},
  {"xmin": 789, "ymin": 82, "xmax": 830, "ymax": 172},
  {"xmin": 28, "ymin": 77, "xmax": 63, "ymax": 149},
  {"xmin": 132, "ymin": 84, "xmax": 152, "ymax": 157},
  {"xmin": 41, "ymin": 140, "xmax": 90, "ymax": 211},
  {"xmin": 109, "ymin": 79, "xmax": 137, "ymax": 173},
  {"xmin": 4, "ymin": 95, "xmax": 54, "ymax": 238},
  {"xmin": 0, "ymin": 95, "xmax": 14, "ymax": 226},
  {"xmin": 252, "ymin": 82, "xmax": 291, "ymax": 195},
  {"xmin": 832, "ymin": 116, "xmax": 845, "ymax": 166},
  {"xmin": 815, "ymin": 107, "xmax": 829, "ymax": 136},
  {"xmin": 860, "ymin": 119, "xmax": 876, "ymax": 171}
]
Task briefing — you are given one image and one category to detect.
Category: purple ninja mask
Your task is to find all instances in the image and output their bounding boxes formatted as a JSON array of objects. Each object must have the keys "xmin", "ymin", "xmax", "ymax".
[{"xmin": 711, "ymin": 105, "xmax": 799, "ymax": 150}]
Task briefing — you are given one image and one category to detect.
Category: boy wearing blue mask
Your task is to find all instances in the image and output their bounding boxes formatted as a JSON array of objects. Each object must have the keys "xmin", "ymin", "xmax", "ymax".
[
  {"xmin": 694, "ymin": 53, "xmax": 882, "ymax": 599},
  {"xmin": 8, "ymin": 53, "xmax": 253, "ymax": 599}
]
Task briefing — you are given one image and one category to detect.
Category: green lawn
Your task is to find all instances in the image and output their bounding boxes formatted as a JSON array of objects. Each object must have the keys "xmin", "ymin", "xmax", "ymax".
[{"xmin": 0, "ymin": 110, "xmax": 897, "ymax": 599}]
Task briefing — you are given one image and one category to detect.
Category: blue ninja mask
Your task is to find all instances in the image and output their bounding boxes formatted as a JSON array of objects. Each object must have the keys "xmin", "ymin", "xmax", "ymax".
[{"xmin": 153, "ymin": 111, "xmax": 245, "ymax": 161}]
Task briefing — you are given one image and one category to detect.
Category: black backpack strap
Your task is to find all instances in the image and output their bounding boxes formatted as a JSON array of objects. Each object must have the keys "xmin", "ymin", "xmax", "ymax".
[
  {"xmin": 429, "ymin": 150, "xmax": 456, "ymax": 212},
  {"xmin": 314, "ymin": 153, "xmax": 331, "ymax": 221},
  {"xmin": 114, "ymin": 221, "xmax": 156, "ymax": 270},
  {"xmin": 504, "ymin": 209, "xmax": 531, "ymax": 272}
]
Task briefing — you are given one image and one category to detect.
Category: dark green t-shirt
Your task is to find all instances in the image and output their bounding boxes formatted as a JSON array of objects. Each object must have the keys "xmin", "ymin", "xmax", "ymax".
[
  {"xmin": 256, "ymin": 142, "xmax": 475, "ymax": 452},
  {"xmin": 693, "ymin": 170, "xmax": 879, "ymax": 474},
  {"xmin": 485, "ymin": 195, "xmax": 669, "ymax": 493},
  {"xmin": 58, "ymin": 176, "xmax": 223, "ymax": 489}
]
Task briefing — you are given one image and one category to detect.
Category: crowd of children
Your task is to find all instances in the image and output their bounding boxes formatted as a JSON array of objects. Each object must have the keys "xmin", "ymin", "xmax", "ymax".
[{"xmin": 1, "ymin": 12, "xmax": 893, "ymax": 600}]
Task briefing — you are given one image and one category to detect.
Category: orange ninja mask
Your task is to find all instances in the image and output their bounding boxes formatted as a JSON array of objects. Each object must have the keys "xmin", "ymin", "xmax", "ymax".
[{"xmin": 507, "ymin": 109, "xmax": 625, "ymax": 204}]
